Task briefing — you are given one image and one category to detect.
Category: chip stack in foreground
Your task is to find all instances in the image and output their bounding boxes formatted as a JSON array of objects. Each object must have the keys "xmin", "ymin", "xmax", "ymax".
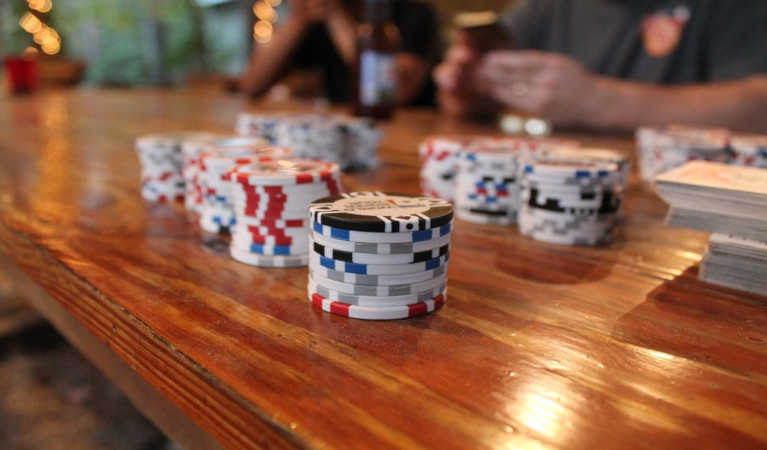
[
  {"xmin": 519, "ymin": 159, "xmax": 623, "ymax": 246},
  {"xmin": 308, "ymin": 192, "xmax": 453, "ymax": 320},
  {"xmin": 730, "ymin": 134, "xmax": 767, "ymax": 168},
  {"xmin": 236, "ymin": 113, "xmax": 382, "ymax": 170},
  {"xmin": 225, "ymin": 159, "xmax": 343, "ymax": 267},
  {"xmin": 135, "ymin": 132, "xmax": 211, "ymax": 203},
  {"xmin": 198, "ymin": 139, "xmax": 292, "ymax": 233},
  {"xmin": 635, "ymin": 125, "xmax": 730, "ymax": 181}
]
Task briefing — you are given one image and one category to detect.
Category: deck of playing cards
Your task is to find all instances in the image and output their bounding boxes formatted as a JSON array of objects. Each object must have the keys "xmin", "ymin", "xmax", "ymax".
[{"xmin": 655, "ymin": 161, "xmax": 767, "ymax": 296}]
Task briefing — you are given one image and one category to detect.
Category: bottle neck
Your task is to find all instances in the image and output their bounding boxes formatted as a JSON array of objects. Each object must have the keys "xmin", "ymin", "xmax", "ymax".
[{"xmin": 363, "ymin": 0, "xmax": 391, "ymax": 24}]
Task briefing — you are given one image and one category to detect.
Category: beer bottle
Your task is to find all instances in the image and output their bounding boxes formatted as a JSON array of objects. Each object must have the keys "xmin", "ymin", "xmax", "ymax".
[{"xmin": 353, "ymin": 0, "xmax": 399, "ymax": 119}]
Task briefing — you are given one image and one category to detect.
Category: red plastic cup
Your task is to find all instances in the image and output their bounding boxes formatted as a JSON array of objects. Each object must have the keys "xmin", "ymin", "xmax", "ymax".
[{"xmin": 3, "ymin": 56, "xmax": 39, "ymax": 94}]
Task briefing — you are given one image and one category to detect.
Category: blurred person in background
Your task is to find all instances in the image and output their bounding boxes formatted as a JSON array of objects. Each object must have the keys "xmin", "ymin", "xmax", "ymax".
[
  {"xmin": 435, "ymin": 0, "xmax": 767, "ymax": 132},
  {"xmin": 240, "ymin": 0, "xmax": 439, "ymax": 106}
]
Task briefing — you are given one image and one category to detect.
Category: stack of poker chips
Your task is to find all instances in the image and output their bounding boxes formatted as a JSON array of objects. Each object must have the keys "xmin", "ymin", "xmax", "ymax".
[
  {"xmin": 307, "ymin": 192, "xmax": 452, "ymax": 320},
  {"xmin": 454, "ymin": 141, "xmax": 521, "ymax": 226},
  {"xmin": 180, "ymin": 132, "xmax": 225, "ymax": 213},
  {"xmin": 224, "ymin": 159, "xmax": 342, "ymax": 267},
  {"xmin": 236, "ymin": 113, "xmax": 382, "ymax": 170},
  {"xmin": 418, "ymin": 136, "xmax": 470, "ymax": 201},
  {"xmin": 135, "ymin": 132, "xmax": 213, "ymax": 203},
  {"xmin": 635, "ymin": 125, "xmax": 730, "ymax": 181},
  {"xmin": 198, "ymin": 139, "xmax": 292, "ymax": 233},
  {"xmin": 730, "ymin": 134, "xmax": 767, "ymax": 168},
  {"xmin": 518, "ymin": 158, "xmax": 623, "ymax": 246}
]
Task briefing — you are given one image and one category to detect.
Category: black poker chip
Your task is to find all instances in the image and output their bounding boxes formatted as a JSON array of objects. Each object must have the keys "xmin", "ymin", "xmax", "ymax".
[{"xmin": 309, "ymin": 192, "xmax": 453, "ymax": 232}]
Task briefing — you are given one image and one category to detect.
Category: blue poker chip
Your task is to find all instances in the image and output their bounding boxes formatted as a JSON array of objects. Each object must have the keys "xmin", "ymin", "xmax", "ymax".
[{"xmin": 309, "ymin": 252, "xmax": 449, "ymax": 276}]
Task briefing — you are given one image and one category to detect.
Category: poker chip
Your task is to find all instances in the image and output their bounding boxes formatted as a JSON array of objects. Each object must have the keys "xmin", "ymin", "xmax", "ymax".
[
  {"xmin": 311, "ymin": 263, "xmax": 448, "ymax": 286},
  {"xmin": 227, "ymin": 159, "xmax": 342, "ymax": 267},
  {"xmin": 306, "ymin": 191, "xmax": 453, "ymax": 320},
  {"xmin": 230, "ymin": 246, "xmax": 309, "ymax": 268},
  {"xmin": 198, "ymin": 139, "xmax": 293, "ymax": 234},
  {"xmin": 309, "ymin": 252, "xmax": 449, "ymax": 276},
  {"xmin": 310, "ymin": 230, "xmax": 451, "ymax": 254},
  {"xmin": 518, "ymin": 157, "xmax": 623, "ymax": 246},
  {"xmin": 236, "ymin": 113, "xmax": 382, "ymax": 170},
  {"xmin": 309, "ymin": 291, "xmax": 446, "ymax": 320},
  {"xmin": 543, "ymin": 147, "xmax": 631, "ymax": 190},
  {"xmin": 308, "ymin": 278, "xmax": 446, "ymax": 307},
  {"xmin": 730, "ymin": 134, "xmax": 767, "ymax": 168},
  {"xmin": 635, "ymin": 125, "xmax": 731, "ymax": 181},
  {"xmin": 311, "ymin": 221, "xmax": 453, "ymax": 244},
  {"xmin": 136, "ymin": 131, "xmax": 216, "ymax": 203},
  {"xmin": 310, "ymin": 192, "xmax": 453, "ymax": 232},
  {"xmin": 310, "ymin": 269, "xmax": 447, "ymax": 297},
  {"xmin": 310, "ymin": 237, "xmax": 449, "ymax": 265}
]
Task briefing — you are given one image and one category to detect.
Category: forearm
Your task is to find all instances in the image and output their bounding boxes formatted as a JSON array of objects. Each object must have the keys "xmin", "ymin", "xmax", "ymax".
[
  {"xmin": 589, "ymin": 76, "xmax": 767, "ymax": 132},
  {"xmin": 325, "ymin": 10, "xmax": 358, "ymax": 66},
  {"xmin": 240, "ymin": 18, "xmax": 307, "ymax": 96}
]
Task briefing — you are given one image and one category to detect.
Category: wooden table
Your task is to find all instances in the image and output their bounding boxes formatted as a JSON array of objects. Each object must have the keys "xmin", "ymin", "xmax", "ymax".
[{"xmin": 2, "ymin": 89, "xmax": 767, "ymax": 450}]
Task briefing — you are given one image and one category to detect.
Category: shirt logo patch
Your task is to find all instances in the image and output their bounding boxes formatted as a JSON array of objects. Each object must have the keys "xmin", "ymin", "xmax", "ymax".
[{"xmin": 641, "ymin": 5, "xmax": 690, "ymax": 58}]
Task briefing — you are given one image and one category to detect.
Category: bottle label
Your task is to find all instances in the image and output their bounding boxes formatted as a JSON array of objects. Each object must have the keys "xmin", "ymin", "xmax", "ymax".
[{"xmin": 359, "ymin": 50, "xmax": 395, "ymax": 107}]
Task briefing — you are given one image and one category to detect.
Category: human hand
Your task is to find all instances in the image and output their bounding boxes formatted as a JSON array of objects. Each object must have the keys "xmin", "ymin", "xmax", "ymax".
[
  {"xmin": 477, "ymin": 50, "xmax": 603, "ymax": 124},
  {"xmin": 433, "ymin": 31, "xmax": 485, "ymax": 117}
]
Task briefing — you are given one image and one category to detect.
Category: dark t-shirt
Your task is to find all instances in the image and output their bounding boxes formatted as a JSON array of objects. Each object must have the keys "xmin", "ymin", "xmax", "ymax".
[
  {"xmin": 501, "ymin": 0, "xmax": 767, "ymax": 83},
  {"xmin": 292, "ymin": 0, "xmax": 439, "ymax": 105}
]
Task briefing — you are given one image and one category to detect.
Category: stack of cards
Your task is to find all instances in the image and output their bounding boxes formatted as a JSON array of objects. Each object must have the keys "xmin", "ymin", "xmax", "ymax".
[{"xmin": 655, "ymin": 161, "xmax": 767, "ymax": 296}]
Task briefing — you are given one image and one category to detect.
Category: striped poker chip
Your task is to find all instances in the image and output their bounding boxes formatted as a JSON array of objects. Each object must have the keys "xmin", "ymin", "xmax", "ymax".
[
  {"xmin": 309, "ymin": 290, "xmax": 446, "ymax": 320},
  {"xmin": 309, "ymin": 263, "xmax": 447, "ymax": 286},
  {"xmin": 309, "ymin": 269, "xmax": 447, "ymax": 297},
  {"xmin": 236, "ymin": 215, "xmax": 306, "ymax": 227},
  {"xmin": 230, "ymin": 238, "xmax": 308, "ymax": 256},
  {"xmin": 311, "ymin": 220, "xmax": 452, "ymax": 243},
  {"xmin": 455, "ymin": 208, "xmax": 516, "ymax": 226},
  {"xmin": 522, "ymin": 159, "xmax": 618, "ymax": 179},
  {"xmin": 309, "ymin": 251, "xmax": 448, "ymax": 276},
  {"xmin": 310, "ymin": 237, "xmax": 449, "ymax": 265},
  {"xmin": 308, "ymin": 278, "xmax": 446, "ymax": 307},
  {"xmin": 232, "ymin": 230, "xmax": 307, "ymax": 247},
  {"xmin": 230, "ymin": 245, "xmax": 308, "ymax": 267},
  {"xmin": 310, "ymin": 229, "xmax": 451, "ymax": 255},
  {"xmin": 225, "ymin": 159, "xmax": 340, "ymax": 186},
  {"xmin": 310, "ymin": 192, "xmax": 453, "ymax": 232}
]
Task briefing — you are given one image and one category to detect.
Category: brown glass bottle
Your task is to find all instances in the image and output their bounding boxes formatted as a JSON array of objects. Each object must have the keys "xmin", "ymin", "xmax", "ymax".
[{"xmin": 352, "ymin": 0, "xmax": 400, "ymax": 120}]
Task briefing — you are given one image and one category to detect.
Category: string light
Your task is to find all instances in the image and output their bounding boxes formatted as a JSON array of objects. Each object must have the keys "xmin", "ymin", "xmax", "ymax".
[
  {"xmin": 252, "ymin": 0, "xmax": 278, "ymax": 44},
  {"xmin": 18, "ymin": 0, "xmax": 61, "ymax": 55},
  {"xmin": 27, "ymin": 0, "xmax": 53, "ymax": 13}
]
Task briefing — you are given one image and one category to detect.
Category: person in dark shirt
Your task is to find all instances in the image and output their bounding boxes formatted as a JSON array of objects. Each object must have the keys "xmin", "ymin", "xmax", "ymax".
[
  {"xmin": 240, "ymin": 0, "xmax": 439, "ymax": 106},
  {"xmin": 435, "ymin": 0, "xmax": 767, "ymax": 131}
]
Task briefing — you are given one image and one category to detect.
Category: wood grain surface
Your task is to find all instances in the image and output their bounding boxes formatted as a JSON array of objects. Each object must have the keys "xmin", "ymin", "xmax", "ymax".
[{"xmin": 1, "ymin": 89, "xmax": 766, "ymax": 450}]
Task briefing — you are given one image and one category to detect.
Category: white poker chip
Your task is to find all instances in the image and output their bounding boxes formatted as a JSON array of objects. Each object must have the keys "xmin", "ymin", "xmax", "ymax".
[
  {"xmin": 309, "ymin": 263, "xmax": 448, "ymax": 286},
  {"xmin": 230, "ymin": 245, "xmax": 308, "ymax": 267},
  {"xmin": 310, "ymin": 230, "xmax": 451, "ymax": 255},
  {"xmin": 309, "ymin": 269, "xmax": 447, "ymax": 297},
  {"xmin": 308, "ymin": 252, "xmax": 449, "ymax": 276},
  {"xmin": 308, "ymin": 278, "xmax": 446, "ymax": 307},
  {"xmin": 225, "ymin": 159, "xmax": 340, "ymax": 187},
  {"xmin": 309, "ymin": 290, "xmax": 446, "ymax": 320}
]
